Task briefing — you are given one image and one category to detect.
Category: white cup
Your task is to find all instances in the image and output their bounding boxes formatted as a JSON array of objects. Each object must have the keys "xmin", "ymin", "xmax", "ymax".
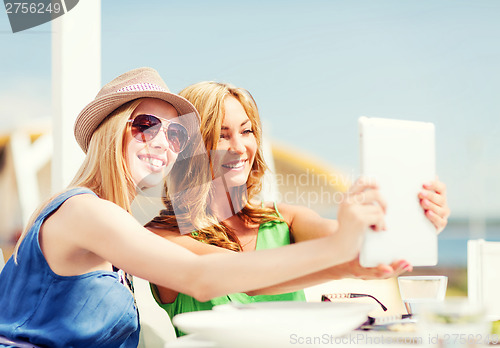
[{"xmin": 398, "ymin": 275, "xmax": 448, "ymax": 315}]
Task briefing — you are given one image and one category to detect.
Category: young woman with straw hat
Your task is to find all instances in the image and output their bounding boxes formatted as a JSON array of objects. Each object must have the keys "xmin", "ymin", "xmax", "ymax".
[
  {"xmin": 0, "ymin": 68, "xmax": 387, "ymax": 348},
  {"xmin": 146, "ymin": 81, "xmax": 450, "ymax": 336}
]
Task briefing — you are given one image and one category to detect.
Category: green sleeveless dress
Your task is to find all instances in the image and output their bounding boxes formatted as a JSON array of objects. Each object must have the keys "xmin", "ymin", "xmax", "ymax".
[{"xmin": 151, "ymin": 205, "xmax": 306, "ymax": 337}]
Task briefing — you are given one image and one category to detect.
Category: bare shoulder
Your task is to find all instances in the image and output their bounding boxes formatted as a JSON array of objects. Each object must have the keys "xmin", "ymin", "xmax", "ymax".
[
  {"xmin": 47, "ymin": 191, "xmax": 99, "ymax": 222},
  {"xmin": 39, "ymin": 192, "xmax": 124, "ymax": 273},
  {"xmin": 273, "ymin": 202, "xmax": 338, "ymax": 242},
  {"xmin": 47, "ymin": 191, "xmax": 139, "ymax": 240},
  {"xmin": 54, "ymin": 192, "xmax": 124, "ymax": 223},
  {"xmin": 274, "ymin": 202, "xmax": 320, "ymax": 223},
  {"xmin": 59, "ymin": 191, "xmax": 113, "ymax": 209},
  {"xmin": 249, "ymin": 199, "xmax": 286, "ymax": 217}
]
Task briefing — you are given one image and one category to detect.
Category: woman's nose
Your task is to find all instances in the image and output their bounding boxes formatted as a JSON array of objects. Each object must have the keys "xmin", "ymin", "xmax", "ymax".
[
  {"xmin": 229, "ymin": 135, "xmax": 245, "ymax": 154},
  {"xmin": 149, "ymin": 127, "xmax": 170, "ymax": 151}
]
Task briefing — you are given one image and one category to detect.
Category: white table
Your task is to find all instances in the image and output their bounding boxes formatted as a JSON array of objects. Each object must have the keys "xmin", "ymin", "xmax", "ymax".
[
  {"xmin": 165, "ymin": 329, "xmax": 425, "ymax": 348},
  {"xmin": 165, "ymin": 327, "xmax": 498, "ymax": 348}
]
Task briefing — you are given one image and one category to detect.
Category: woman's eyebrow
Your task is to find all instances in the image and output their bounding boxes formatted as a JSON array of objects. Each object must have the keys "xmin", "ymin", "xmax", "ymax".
[{"xmin": 220, "ymin": 119, "xmax": 250, "ymax": 130}]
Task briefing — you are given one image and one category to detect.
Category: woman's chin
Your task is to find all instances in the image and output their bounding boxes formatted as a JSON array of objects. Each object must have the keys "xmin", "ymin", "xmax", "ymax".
[
  {"xmin": 220, "ymin": 175, "xmax": 246, "ymax": 188},
  {"xmin": 218, "ymin": 168, "xmax": 249, "ymax": 186},
  {"xmin": 134, "ymin": 171, "xmax": 167, "ymax": 191}
]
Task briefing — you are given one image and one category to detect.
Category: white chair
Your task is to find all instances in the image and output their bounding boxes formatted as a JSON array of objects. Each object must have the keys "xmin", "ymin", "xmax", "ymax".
[
  {"xmin": 134, "ymin": 276, "xmax": 177, "ymax": 348},
  {"xmin": 467, "ymin": 239, "xmax": 500, "ymax": 320}
]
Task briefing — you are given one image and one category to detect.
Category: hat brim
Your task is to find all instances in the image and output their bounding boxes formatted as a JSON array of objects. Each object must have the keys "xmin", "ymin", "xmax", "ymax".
[{"xmin": 74, "ymin": 90, "xmax": 199, "ymax": 153}]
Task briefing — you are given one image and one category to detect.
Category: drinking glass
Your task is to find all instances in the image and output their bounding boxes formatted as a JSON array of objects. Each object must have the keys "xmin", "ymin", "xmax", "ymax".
[{"xmin": 398, "ymin": 275, "xmax": 448, "ymax": 315}]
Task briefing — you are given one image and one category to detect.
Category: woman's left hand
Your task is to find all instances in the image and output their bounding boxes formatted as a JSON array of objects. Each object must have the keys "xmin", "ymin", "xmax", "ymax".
[
  {"xmin": 342, "ymin": 257, "xmax": 413, "ymax": 280},
  {"xmin": 418, "ymin": 178, "xmax": 450, "ymax": 234}
]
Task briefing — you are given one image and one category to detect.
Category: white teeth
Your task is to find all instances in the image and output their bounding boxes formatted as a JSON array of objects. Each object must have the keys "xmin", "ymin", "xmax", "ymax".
[
  {"xmin": 222, "ymin": 160, "xmax": 245, "ymax": 169},
  {"xmin": 139, "ymin": 156, "xmax": 165, "ymax": 168},
  {"xmin": 149, "ymin": 158, "xmax": 164, "ymax": 167}
]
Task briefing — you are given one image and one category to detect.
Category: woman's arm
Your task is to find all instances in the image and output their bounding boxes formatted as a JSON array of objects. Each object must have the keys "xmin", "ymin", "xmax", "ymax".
[
  {"xmin": 149, "ymin": 227, "xmax": 409, "ymax": 299},
  {"xmin": 146, "ymin": 192, "xmax": 382, "ymax": 301},
  {"xmin": 149, "ymin": 178, "xmax": 447, "ymax": 299},
  {"xmin": 148, "ymin": 203, "xmax": 355, "ymax": 301},
  {"xmin": 149, "ymin": 180, "xmax": 394, "ymax": 301},
  {"xmin": 41, "ymin": 180, "xmax": 384, "ymax": 303}
]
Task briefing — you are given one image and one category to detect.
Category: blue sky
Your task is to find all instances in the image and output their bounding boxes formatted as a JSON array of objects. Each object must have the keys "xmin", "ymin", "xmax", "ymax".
[{"xmin": 1, "ymin": 0, "xmax": 500, "ymax": 218}]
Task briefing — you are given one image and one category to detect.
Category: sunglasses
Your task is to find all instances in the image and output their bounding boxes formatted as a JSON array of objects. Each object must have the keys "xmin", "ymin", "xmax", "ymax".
[
  {"xmin": 127, "ymin": 114, "xmax": 190, "ymax": 153},
  {"xmin": 321, "ymin": 293, "xmax": 388, "ymax": 312}
]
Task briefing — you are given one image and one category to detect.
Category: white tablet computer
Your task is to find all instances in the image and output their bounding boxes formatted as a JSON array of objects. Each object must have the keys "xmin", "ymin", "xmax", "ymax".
[{"xmin": 358, "ymin": 116, "xmax": 437, "ymax": 267}]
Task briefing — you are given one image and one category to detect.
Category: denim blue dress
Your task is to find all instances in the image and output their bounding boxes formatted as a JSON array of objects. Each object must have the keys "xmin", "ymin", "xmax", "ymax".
[{"xmin": 0, "ymin": 188, "xmax": 140, "ymax": 348}]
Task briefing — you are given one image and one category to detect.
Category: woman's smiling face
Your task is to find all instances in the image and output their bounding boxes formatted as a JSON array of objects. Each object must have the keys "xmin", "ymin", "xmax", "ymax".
[
  {"xmin": 125, "ymin": 98, "xmax": 179, "ymax": 189},
  {"xmin": 213, "ymin": 95, "xmax": 257, "ymax": 188}
]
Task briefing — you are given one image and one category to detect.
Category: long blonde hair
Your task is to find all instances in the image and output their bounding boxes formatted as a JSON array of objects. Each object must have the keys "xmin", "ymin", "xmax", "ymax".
[
  {"xmin": 147, "ymin": 82, "xmax": 282, "ymax": 251},
  {"xmin": 13, "ymin": 99, "xmax": 142, "ymax": 261}
]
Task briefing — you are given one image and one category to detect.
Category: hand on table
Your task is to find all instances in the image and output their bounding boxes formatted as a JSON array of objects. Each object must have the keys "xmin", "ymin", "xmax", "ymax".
[{"xmin": 418, "ymin": 178, "xmax": 450, "ymax": 234}]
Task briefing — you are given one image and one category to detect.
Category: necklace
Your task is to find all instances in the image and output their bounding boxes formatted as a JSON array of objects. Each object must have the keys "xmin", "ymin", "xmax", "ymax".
[
  {"xmin": 238, "ymin": 227, "xmax": 259, "ymax": 251},
  {"xmin": 240, "ymin": 234, "xmax": 257, "ymax": 250}
]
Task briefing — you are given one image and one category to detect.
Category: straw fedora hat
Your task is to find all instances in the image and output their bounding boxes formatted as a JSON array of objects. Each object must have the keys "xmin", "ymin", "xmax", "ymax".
[{"xmin": 74, "ymin": 67, "xmax": 198, "ymax": 153}]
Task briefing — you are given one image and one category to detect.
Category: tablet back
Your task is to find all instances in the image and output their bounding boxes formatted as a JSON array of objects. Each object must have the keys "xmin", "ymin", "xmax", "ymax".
[{"xmin": 358, "ymin": 116, "xmax": 437, "ymax": 267}]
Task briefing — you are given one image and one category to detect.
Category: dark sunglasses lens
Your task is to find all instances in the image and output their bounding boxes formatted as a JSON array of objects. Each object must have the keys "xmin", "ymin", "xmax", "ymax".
[
  {"xmin": 167, "ymin": 123, "xmax": 189, "ymax": 153},
  {"xmin": 131, "ymin": 115, "xmax": 162, "ymax": 142},
  {"xmin": 131, "ymin": 114, "xmax": 189, "ymax": 153}
]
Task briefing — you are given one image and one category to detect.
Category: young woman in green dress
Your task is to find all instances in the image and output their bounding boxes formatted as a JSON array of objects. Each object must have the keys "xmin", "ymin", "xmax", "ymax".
[{"xmin": 147, "ymin": 81, "xmax": 450, "ymax": 336}]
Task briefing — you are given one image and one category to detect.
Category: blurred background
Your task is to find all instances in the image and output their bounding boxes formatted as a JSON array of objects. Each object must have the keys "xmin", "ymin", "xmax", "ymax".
[{"xmin": 1, "ymin": 0, "xmax": 500, "ymax": 297}]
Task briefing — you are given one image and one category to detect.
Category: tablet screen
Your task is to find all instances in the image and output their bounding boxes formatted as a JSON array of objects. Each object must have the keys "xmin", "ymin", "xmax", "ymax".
[{"xmin": 358, "ymin": 116, "xmax": 437, "ymax": 267}]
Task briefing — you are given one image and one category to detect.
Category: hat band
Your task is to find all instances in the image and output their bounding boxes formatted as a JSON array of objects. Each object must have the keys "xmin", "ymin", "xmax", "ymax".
[{"xmin": 116, "ymin": 83, "xmax": 167, "ymax": 93}]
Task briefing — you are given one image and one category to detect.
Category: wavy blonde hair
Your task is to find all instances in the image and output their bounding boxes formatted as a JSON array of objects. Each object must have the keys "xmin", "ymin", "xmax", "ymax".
[
  {"xmin": 13, "ymin": 99, "xmax": 143, "ymax": 261},
  {"xmin": 147, "ymin": 82, "xmax": 282, "ymax": 251}
]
